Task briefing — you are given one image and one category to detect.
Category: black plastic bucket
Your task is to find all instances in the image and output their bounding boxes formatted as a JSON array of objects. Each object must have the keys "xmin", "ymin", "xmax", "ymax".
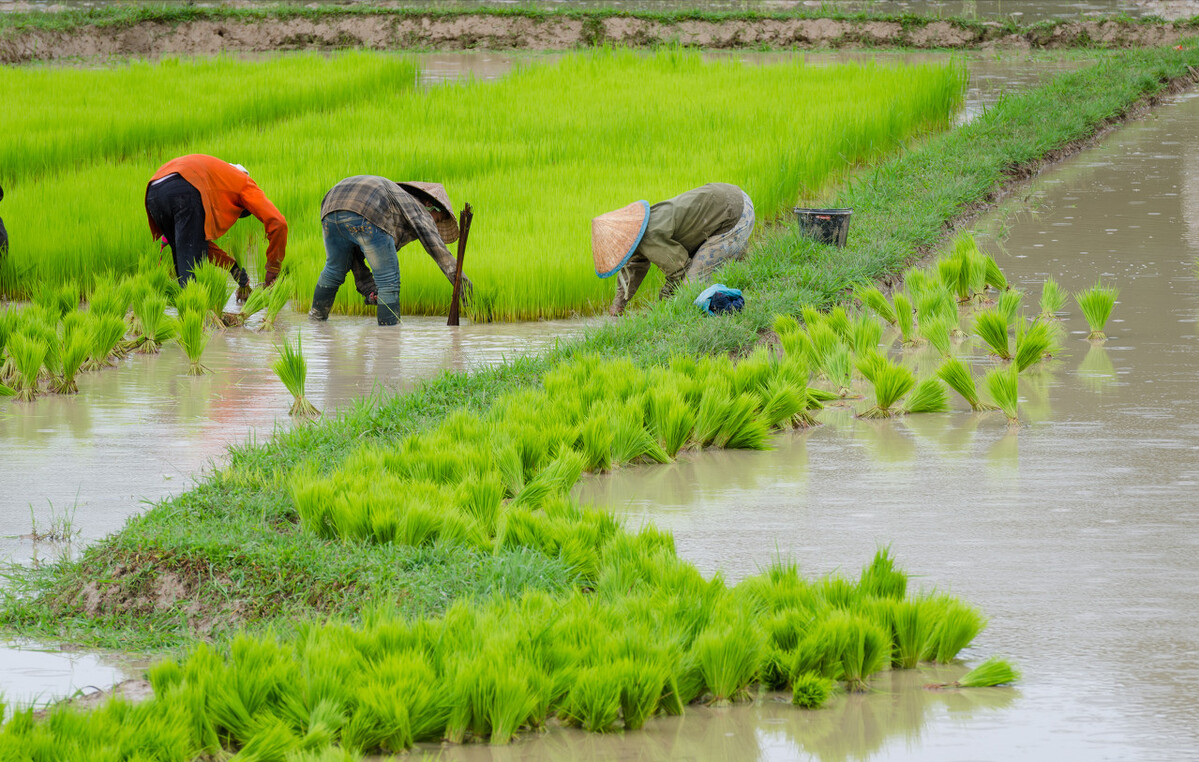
[{"xmin": 794, "ymin": 207, "xmax": 852, "ymax": 248}]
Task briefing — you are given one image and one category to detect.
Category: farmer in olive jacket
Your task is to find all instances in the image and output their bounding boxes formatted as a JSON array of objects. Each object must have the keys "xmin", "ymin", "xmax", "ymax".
[
  {"xmin": 591, "ymin": 183, "xmax": 755, "ymax": 316},
  {"xmin": 311, "ymin": 176, "xmax": 471, "ymax": 326}
]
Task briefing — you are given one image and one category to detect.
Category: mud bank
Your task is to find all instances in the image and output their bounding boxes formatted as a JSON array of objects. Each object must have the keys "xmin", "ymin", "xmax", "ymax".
[{"xmin": 2, "ymin": 10, "xmax": 1195, "ymax": 63}]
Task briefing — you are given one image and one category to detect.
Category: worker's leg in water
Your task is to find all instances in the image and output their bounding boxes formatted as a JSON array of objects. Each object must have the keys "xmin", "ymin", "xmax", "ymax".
[
  {"xmin": 311, "ymin": 211, "xmax": 361, "ymax": 319},
  {"xmin": 146, "ymin": 175, "xmax": 207, "ymax": 285},
  {"xmin": 354, "ymin": 222, "xmax": 400, "ymax": 326},
  {"xmin": 684, "ymin": 190, "xmax": 756, "ymax": 283},
  {"xmin": 348, "ymin": 250, "xmax": 378, "ymax": 304}
]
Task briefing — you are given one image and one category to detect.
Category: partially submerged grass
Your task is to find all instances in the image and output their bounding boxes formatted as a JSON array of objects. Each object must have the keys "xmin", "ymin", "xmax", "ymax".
[
  {"xmin": 973, "ymin": 309, "xmax": 1011, "ymax": 360},
  {"xmin": 984, "ymin": 365, "xmax": 1020, "ymax": 427},
  {"xmin": 1040, "ymin": 277, "xmax": 1066, "ymax": 318},
  {"xmin": 178, "ymin": 311, "xmax": 210, "ymax": 377},
  {"xmin": 8, "ymin": 332, "xmax": 47, "ymax": 401},
  {"xmin": 903, "ymin": 376, "xmax": 950, "ymax": 414},
  {"xmin": 937, "ymin": 358, "xmax": 996, "ymax": 412},
  {"xmin": 1075, "ymin": 281, "xmax": 1119, "ymax": 341},
  {"xmin": 1014, "ymin": 319, "xmax": 1056, "ymax": 373},
  {"xmin": 927, "ymin": 655, "xmax": 1020, "ymax": 689},
  {"xmin": 858, "ymin": 358, "xmax": 914, "ymax": 420}
]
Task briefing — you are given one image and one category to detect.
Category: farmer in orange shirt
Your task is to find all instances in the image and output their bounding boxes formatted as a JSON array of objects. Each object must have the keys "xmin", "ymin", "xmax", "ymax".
[{"xmin": 145, "ymin": 154, "xmax": 288, "ymax": 297}]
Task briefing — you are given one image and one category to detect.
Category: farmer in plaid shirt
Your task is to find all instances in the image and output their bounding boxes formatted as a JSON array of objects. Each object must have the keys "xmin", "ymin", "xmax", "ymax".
[{"xmin": 312, "ymin": 176, "xmax": 470, "ymax": 326}]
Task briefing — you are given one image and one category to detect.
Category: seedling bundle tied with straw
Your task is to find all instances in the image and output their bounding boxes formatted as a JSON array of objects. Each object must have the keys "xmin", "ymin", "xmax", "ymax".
[{"xmin": 273, "ymin": 335, "xmax": 319, "ymax": 418}]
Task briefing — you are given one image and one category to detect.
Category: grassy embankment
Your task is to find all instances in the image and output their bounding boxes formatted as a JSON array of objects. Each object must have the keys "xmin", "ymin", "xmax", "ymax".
[
  {"xmin": 1, "ymin": 50, "xmax": 963, "ymax": 320},
  {"xmin": 4, "ymin": 44, "xmax": 1195, "ymax": 654},
  {"xmin": 1, "ymin": 2, "xmax": 1195, "ymax": 42}
]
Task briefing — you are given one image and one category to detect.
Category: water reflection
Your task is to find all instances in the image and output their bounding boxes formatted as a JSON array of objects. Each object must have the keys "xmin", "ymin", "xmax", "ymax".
[{"xmin": 0, "ymin": 643, "xmax": 141, "ymax": 707}]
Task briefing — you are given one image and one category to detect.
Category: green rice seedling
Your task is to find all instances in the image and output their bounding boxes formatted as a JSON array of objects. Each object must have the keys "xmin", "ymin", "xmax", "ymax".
[
  {"xmin": 984, "ymin": 365, "xmax": 1020, "ymax": 427},
  {"xmin": 936, "ymin": 257, "xmax": 962, "ymax": 296},
  {"xmin": 972, "ymin": 309, "xmax": 1012, "ymax": 360},
  {"xmin": 261, "ymin": 276, "xmax": 293, "ymax": 331},
  {"xmin": 920, "ymin": 316, "xmax": 952, "ymax": 358},
  {"xmin": 0, "ymin": 381, "xmax": 14, "ymax": 397},
  {"xmin": 133, "ymin": 295, "xmax": 174, "ymax": 353},
  {"xmin": 174, "ymin": 279, "xmax": 209, "ymax": 319},
  {"xmin": 822, "ymin": 343, "xmax": 854, "ymax": 397},
  {"xmin": 86, "ymin": 278, "xmax": 126, "ymax": 318},
  {"xmin": 859, "ymin": 548, "xmax": 907, "ymax": 600},
  {"xmin": 9, "ymin": 333, "xmax": 47, "ymax": 401},
  {"xmin": 854, "ymin": 284, "xmax": 897, "ymax": 325},
  {"xmin": 1039, "ymin": 277, "xmax": 1066, "ymax": 318},
  {"xmin": 193, "ymin": 261, "xmax": 232, "ymax": 324},
  {"xmin": 240, "ymin": 285, "xmax": 271, "ymax": 320},
  {"xmin": 922, "ymin": 598, "xmax": 988, "ymax": 663},
  {"xmin": 579, "ymin": 414, "xmax": 614, "ymax": 472},
  {"xmin": 761, "ymin": 378, "xmax": 808, "ymax": 430},
  {"xmin": 273, "ymin": 335, "xmax": 320, "ymax": 418},
  {"xmin": 982, "ymin": 254, "xmax": 1008, "ymax": 292},
  {"xmin": 560, "ymin": 665, "xmax": 622, "ymax": 733},
  {"xmin": 902, "ymin": 376, "xmax": 950, "ymax": 414},
  {"xmin": 732, "ymin": 347, "xmax": 775, "ymax": 396},
  {"xmin": 52, "ymin": 331, "xmax": 90, "ymax": 394},
  {"xmin": 850, "ymin": 314, "xmax": 884, "ymax": 356},
  {"xmin": 936, "ymin": 357, "xmax": 996, "ymax": 411},
  {"xmin": 1014, "ymin": 319, "xmax": 1056, "ymax": 373},
  {"xmin": 825, "ymin": 307, "xmax": 852, "ymax": 342},
  {"xmin": 893, "ymin": 291, "xmax": 918, "ymax": 346},
  {"xmin": 957, "ymin": 656, "xmax": 1020, "ymax": 687},
  {"xmin": 1074, "ymin": 281, "xmax": 1119, "ymax": 341},
  {"xmin": 800, "ymin": 305, "xmax": 825, "ymax": 332},
  {"xmin": 716, "ymin": 393, "xmax": 772, "ymax": 450},
  {"xmin": 886, "ymin": 599, "xmax": 936, "ymax": 669},
  {"xmin": 83, "ymin": 314, "xmax": 127, "ymax": 371},
  {"xmin": 647, "ymin": 389, "xmax": 696, "ymax": 458},
  {"xmin": 693, "ymin": 617, "xmax": 765, "ymax": 703},
  {"xmin": 617, "ymin": 658, "xmax": 668, "ymax": 730},
  {"xmin": 791, "ymin": 672, "xmax": 835, "ymax": 709},
  {"xmin": 996, "ymin": 288, "xmax": 1023, "ymax": 324},
  {"xmin": 178, "ymin": 311, "xmax": 210, "ymax": 377},
  {"xmin": 858, "ymin": 358, "xmax": 914, "ymax": 420},
  {"xmin": 773, "ymin": 314, "xmax": 800, "ymax": 337},
  {"xmin": 837, "ymin": 617, "xmax": 891, "ymax": 692}
]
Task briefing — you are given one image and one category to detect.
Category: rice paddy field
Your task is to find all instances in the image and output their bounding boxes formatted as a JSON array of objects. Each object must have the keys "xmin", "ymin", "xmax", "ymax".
[
  {"xmin": 3, "ymin": 33, "xmax": 1199, "ymax": 762},
  {"xmin": 0, "ymin": 48, "xmax": 965, "ymax": 319}
]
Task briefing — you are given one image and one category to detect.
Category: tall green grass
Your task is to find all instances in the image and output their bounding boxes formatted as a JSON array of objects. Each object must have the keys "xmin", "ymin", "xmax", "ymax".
[{"xmin": 2, "ymin": 50, "xmax": 965, "ymax": 318}]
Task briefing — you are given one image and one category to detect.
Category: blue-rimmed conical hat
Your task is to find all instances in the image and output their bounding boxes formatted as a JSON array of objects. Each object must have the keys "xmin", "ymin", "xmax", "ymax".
[{"xmin": 591, "ymin": 200, "xmax": 650, "ymax": 278}]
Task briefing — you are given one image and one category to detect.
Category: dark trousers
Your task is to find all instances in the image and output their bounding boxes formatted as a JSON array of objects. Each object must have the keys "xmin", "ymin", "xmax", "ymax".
[
  {"xmin": 0, "ymin": 216, "xmax": 7, "ymax": 257},
  {"xmin": 145, "ymin": 174, "xmax": 207, "ymax": 285},
  {"xmin": 349, "ymin": 251, "xmax": 376, "ymax": 299}
]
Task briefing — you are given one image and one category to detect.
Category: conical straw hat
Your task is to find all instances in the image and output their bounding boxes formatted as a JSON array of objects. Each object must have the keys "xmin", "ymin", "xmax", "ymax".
[
  {"xmin": 398, "ymin": 181, "xmax": 459, "ymax": 244},
  {"xmin": 591, "ymin": 200, "xmax": 650, "ymax": 278}
]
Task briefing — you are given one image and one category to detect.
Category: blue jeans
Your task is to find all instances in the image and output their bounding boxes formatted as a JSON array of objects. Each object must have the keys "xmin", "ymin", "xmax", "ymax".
[{"xmin": 318, "ymin": 211, "xmax": 400, "ymax": 303}]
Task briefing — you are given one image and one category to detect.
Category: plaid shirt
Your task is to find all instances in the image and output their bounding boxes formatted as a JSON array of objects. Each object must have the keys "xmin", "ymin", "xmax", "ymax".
[{"xmin": 321, "ymin": 175, "xmax": 454, "ymax": 271}]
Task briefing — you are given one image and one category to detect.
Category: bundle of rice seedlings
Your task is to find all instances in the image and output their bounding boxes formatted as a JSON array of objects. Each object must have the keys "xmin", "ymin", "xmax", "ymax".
[
  {"xmin": 790, "ymin": 672, "xmax": 835, "ymax": 709},
  {"xmin": 902, "ymin": 376, "xmax": 950, "ymax": 414},
  {"xmin": 893, "ymin": 292, "xmax": 919, "ymax": 347},
  {"xmin": 1075, "ymin": 281, "xmax": 1119, "ymax": 341},
  {"xmin": 972, "ymin": 309, "xmax": 1011, "ymax": 360},
  {"xmin": 858, "ymin": 359, "xmax": 914, "ymax": 419},
  {"xmin": 193, "ymin": 261, "xmax": 232, "ymax": 323},
  {"xmin": 240, "ymin": 285, "xmax": 270, "ymax": 320},
  {"xmin": 560, "ymin": 666, "xmax": 622, "ymax": 733},
  {"xmin": 261, "ymin": 276, "xmax": 293, "ymax": 331},
  {"xmin": 579, "ymin": 414, "xmax": 614, "ymax": 472},
  {"xmin": 936, "ymin": 257, "xmax": 962, "ymax": 296},
  {"xmin": 1014, "ymin": 319, "xmax": 1056, "ymax": 373},
  {"xmin": 1039, "ymin": 277, "xmax": 1065, "ymax": 319},
  {"xmin": 807, "ymin": 323, "xmax": 842, "ymax": 369},
  {"xmin": 982, "ymin": 254, "xmax": 1008, "ymax": 292},
  {"xmin": 826, "ymin": 307, "xmax": 852, "ymax": 341},
  {"xmin": 850, "ymin": 314, "xmax": 884, "ymax": 356},
  {"xmin": 52, "ymin": 331, "xmax": 90, "ymax": 394},
  {"xmin": 779, "ymin": 329, "xmax": 815, "ymax": 367},
  {"xmin": 886, "ymin": 600, "xmax": 935, "ymax": 669},
  {"xmin": 178, "ymin": 311, "xmax": 210, "ymax": 376},
  {"xmin": 617, "ymin": 658, "xmax": 668, "ymax": 730},
  {"xmin": 174, "ymin": 279, "xmax": 209, "ymax": 318},
  {"xmin": 920, "ymin": 316, "xmax": 952, "ymax": 358},
  {"xmin": 133, "ymin": 295, "xmax": 175, "ymax": 353},
  {"xmin": 772, "ymin": 314, "xmax": 800, "ymax": 336},
  {"xmin": 822, "ymin": 343, "xmax": 853, "ymax": 397},
  {"xmin": 936, "ymin": 357, "xmax": 996, "ymax": 411},
  {"xmin": 921, "ymin": 598, "xmax": 987, "ymax": 663},
  {"xmin": 693, "ymin": 619, "xmax": 765, "ymax": 703},
  {"xmin": 273, "ymin": 335, "xmax": 320, "ymax": 418},
  {"xmin": 9, "ymin": 333, "xmax": 47, "ymax": 401},
  {"xmin": 985, "ymin": 365, "xmax": 1020, "ymax": 427},
  {"xmin": 958, "ymin": 656, "xmax": 1020, "ymax": 687},
  {"xmin": 854, "ymin": 284, "xmax": 897, "ymax": 325},
  {"xmin": 761, "ymin": 378, "xmax": 808, "ymax": 429},
  {"xmin": 996, "ymin": 289, "xmax": 1023, "ymax": 324},
  {"xmin": 838, "ymin": 617, "xmax": 891, "ymax": 692},
  {"xmin": 800, "ymin": 305, "xmax": 824, "ymax": 330},
  {"xmin": 647, "ymin": 390, "xmax": 695, "ymax": 458},
  {"xmin": 86, "ymin": 278, "xmax": 127, "ymax": 318},
  {"xmin": 83, "ymin": 314, "xmax": 127, "ymax": 371}
]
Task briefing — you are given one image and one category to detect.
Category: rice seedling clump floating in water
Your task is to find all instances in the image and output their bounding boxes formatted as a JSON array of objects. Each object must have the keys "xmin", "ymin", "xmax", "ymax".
[
  {"xmin": 984, "ymin": 365, "xmax": 1020, "ymax": 427},
  {"xmin": 1040, "ymin": 277, "xmax": 1066, "ymax": 319},
  {"xmin": 1075, "ymin": 281, "xmax": 1119, "ymax": 341},
  {"xmin": 972, "ymin": 309, "xmax": 1011, "ymax": 360},
  {"xmin": 274, "ymin": 335, "xmax": 320, "ymax": 418},
  {"xmin": 927, "ymin": 655, "xmax": 1020, "ymax": 689}
]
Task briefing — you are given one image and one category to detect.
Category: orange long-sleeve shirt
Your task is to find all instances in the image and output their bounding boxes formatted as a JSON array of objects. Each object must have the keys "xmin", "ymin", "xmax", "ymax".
[{"xmin": 146, "ymin": 154, "xmax": 288, "ymax": 277}]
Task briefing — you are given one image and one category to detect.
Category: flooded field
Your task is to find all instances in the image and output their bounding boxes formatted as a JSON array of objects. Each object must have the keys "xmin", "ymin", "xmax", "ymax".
[
  {"xmin": 572, "ymin": 90, "xmax": 1199, "ymax": 759},
  {"xmin": 0, "ymin": 642, "xmax": 142, "ymax": 707}
]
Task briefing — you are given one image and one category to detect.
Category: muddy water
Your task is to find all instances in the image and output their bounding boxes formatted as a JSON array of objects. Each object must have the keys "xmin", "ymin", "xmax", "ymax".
[
  {"xmin": 0, "ymin": 643, "xmax": 141, "ymax": 706},
  {"xmin": 0, "ymin": 315, "xmax": 592, "ymax": 565},
  {"xmin": 568, "ymin": 91, "xmax": 1199, "ymax": 759}
]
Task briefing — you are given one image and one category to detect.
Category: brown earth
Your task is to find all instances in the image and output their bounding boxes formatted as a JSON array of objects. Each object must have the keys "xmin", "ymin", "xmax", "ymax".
[{"xmin": 1, "ymin": 14, "xmax": 1196, "ymax": 64}]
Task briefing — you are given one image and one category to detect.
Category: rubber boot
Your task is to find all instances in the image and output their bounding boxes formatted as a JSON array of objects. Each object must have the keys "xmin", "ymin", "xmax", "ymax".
[
  {"xmin": 308, "ymin": 284, "xmax": 338, "ymax": 321},
  {"xmin": 377, "ymin": 298, "xmax": 401, "ymax": 326}
]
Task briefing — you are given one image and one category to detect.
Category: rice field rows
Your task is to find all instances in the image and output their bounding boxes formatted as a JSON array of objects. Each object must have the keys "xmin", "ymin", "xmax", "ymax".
[{"xmin": 1, "ymin": 49, "xmax": 966, "ymax": 320}]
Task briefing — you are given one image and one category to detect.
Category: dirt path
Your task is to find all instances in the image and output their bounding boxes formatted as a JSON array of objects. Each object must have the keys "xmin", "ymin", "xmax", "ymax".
[{"xmin": 1, "ymin": 12, "xmax": 1196, "ymax": 64}]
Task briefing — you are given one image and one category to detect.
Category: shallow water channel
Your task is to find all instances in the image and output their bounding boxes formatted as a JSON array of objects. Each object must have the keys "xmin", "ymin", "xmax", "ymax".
[{"xmin": 565, "ymin": 91, "xmax": 1199, "ymax": 760}]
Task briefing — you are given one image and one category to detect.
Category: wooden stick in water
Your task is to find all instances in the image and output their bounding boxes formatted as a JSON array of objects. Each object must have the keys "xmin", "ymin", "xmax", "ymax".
[{"xmin": 447, "ymin": 203, "xmax": 473, "ymax": 326}]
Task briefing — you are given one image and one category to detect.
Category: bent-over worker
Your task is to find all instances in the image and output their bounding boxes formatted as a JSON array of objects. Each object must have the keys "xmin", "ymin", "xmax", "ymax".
[
  {"xmin": 310, "ymin": 176, "xmax": 471, "ymax": 326},
  {"xmin": 145, "ymin": 154, "xmax": 288, "ymax": 295},
  {"xmin": 591, "ymin": 182, "xmax": 755, "ymax": 316}
]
